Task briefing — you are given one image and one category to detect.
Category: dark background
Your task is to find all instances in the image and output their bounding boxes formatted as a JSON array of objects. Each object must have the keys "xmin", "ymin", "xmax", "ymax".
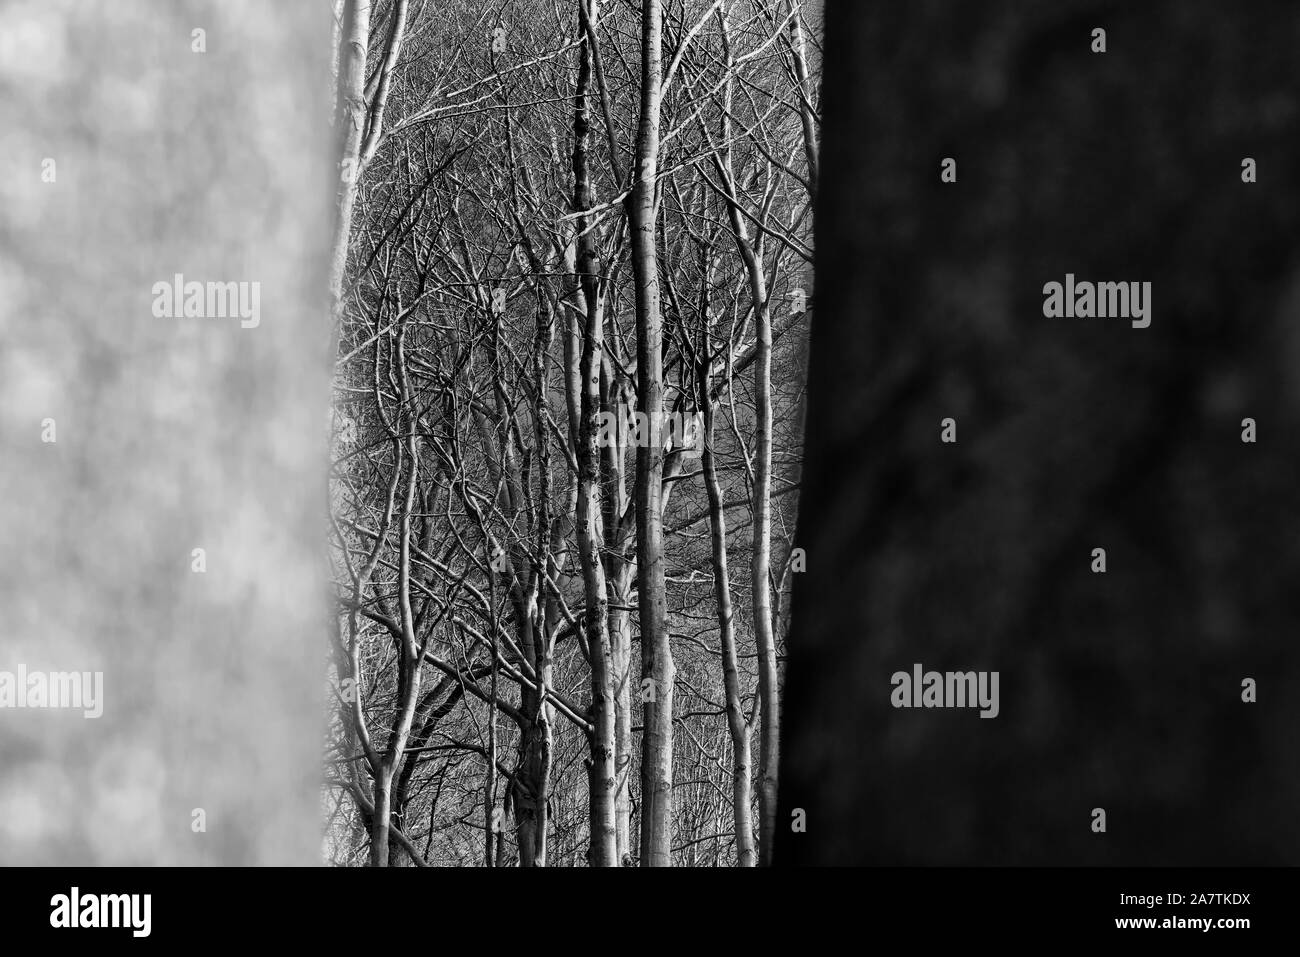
[{"xmin": 778, "ymin": 0, "xmax": 1300, "ymax": 865}]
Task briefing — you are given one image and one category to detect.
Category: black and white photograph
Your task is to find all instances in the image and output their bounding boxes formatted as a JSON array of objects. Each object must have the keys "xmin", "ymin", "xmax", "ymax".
[{"xmin": 0, "ymin": 0, "xmax": 1293, "ymax": 942}]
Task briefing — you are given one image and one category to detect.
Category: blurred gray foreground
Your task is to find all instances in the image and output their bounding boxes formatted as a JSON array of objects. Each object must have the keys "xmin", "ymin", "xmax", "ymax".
[{"xmin": 0, "ymin": 0, "xmax": 333, "ymax": 864}]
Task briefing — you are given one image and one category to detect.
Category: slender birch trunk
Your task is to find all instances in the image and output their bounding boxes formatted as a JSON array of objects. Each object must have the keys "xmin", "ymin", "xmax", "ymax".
[
  {"xmin": 786, "ymin": 3, "xmax": 819, "ymax": 200},
  {"xmin": 708, "ymin": 7, "xmax": 780, "ymax": 866},
  {"xmin": 750, "ymin": 262, "xmax": 779, "ymax": 867},
  {"xmin": 628, "ymin": 0, "xmax": 673, "ymax": 867},
  {"xmin": 329, "ymin": 0, "xmax": 371, "ymax": 316},
  {"xmin": 570, "ymin": 0, "xmax": 619, "ymax": 867},
  {"xmin": 700, "ymin": 365, "xmax": 756, "ymax": 866},
  {"xmin": 371, "ymin": 328, "xmax": 425, "ymax": 866},
  {"xmin": 608, "ymin": 563, "xmax": 634, "ymax": 860}
]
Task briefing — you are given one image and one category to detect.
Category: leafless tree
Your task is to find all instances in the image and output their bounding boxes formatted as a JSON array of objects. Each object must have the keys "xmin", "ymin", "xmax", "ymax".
[{"xmin": 325, "ymin": 0, "xmax": 820, "ymax": 867}]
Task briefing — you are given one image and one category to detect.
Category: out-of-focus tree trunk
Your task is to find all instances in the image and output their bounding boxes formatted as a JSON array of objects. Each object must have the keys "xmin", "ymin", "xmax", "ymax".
[{"xmin": 329, "ymin": 0, "xmax": 371, "ymax": 318}]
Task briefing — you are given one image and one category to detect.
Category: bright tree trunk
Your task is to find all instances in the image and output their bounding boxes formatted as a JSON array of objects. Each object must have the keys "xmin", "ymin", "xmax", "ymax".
[
  {"xmin": 701, "ymin": 379, "xmax": 756, "ymax": 866},
  {"xmin": 572, "ymin": 0, "xmax": 619, "ymax": 866},
  {"xmin": 629, "ymin": 0, "xmax": 673, "ymax": 868},
  {"xmin": 328, "ymin": 0, "xmax": 370, "ymax": 317}
]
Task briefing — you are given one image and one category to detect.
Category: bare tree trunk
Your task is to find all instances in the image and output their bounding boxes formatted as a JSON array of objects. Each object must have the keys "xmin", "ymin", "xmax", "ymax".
[
  {"xmin": 329, "ymin": 0, "xmax": 411, "ymax": 331},
  {"xmin": 359, "ymin": 0, "xmax": 408, "ymax": 165},
  {"xmin": 731, "ymin": 226, "xmax": 780, "ymax": 867},
  {"xmin": 329, "ymin": 0, "xmax": 371, "ymax": 315},
  {"xmin": 573, "ymin": 0, "xmax": 620, "ymax": 866},
  {"xmin": 749, "ymin": 268, "xmax": 779, "ymax": 867},
  {"xmin": 532, "ymin": 280, "xmax": 559, "ymax": 870},
  {"xmin": 485, "ymin": 560, "xmax": 500, "ymax": 866},
  {"xmin": 602, "ymin": 374, "xmax": 635, "ymax": 861},
  {"xmin": 709, "ymin": 7, "xmax": 780, "ymax": 866},
  {"xmin": 609, "ymin": 565, "xmax": 634, "ymax": 861},
  {"xmin": 700, "ymin": 368, "xmax": 756, "ymax": 866},
  {"xmin": 629, "ymin": 0, "xmax": 673, "ymax": 867},
  {"xmin": 786, "ymin": 2, "xmax": 819, "ymax": 201},
  {"xmin": 370, "ymin": 777, "xmax": 392, "ymax": 867},
  {"xmin": 509, "ymin": 571, "xmax": 553, "ymax": 868},
  {"xmin": 371, "ymin": 330, "xmax": 425, "ymax": 866},
  {"xmin": 512, "ymin": 614, "xmax": 552, "ymax": 868}
]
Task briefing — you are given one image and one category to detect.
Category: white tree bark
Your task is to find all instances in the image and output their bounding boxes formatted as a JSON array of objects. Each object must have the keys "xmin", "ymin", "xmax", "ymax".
[{"xmin": 629, "ymin": 0, "xmax": 674, "ymax": 868}]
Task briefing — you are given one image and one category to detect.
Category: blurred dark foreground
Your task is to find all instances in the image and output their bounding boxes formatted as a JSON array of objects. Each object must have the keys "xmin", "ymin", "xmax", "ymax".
[{"xmin": 779, "ymin": 0, "xmax": 1300, "ymax": 865}]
